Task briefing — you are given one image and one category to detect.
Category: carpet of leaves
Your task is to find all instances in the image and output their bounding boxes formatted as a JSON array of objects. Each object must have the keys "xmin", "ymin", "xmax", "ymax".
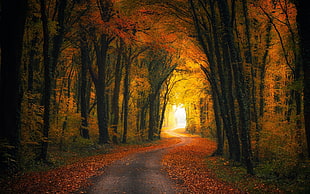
[
  {"xmin": 0, "ymin": 138, "xmax": 180, "ymax": 194},
  {"xmin": 162, "ymin": 136, "xmax": 285, "ymax": 193},
  {"xmin": 162, "ymin": 137, "xmax": 244, "ymax": 193}
]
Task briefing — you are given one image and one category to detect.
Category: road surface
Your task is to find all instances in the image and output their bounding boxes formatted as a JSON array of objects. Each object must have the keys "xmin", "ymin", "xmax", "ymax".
[{"xmin": 87, "ymin": 128, "xmax": 189, "ymax": 194}]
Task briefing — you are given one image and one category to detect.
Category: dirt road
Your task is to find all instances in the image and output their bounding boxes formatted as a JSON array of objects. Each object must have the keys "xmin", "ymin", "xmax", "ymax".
[{"xmin": 87, "ymin": 129, "xmax": 189, "ymax": 194}]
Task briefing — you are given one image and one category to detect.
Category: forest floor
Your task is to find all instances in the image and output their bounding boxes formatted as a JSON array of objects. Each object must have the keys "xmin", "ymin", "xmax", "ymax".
[{"xmin": 0, "ymin": 128, "xmax": 308, "ymax": 193}]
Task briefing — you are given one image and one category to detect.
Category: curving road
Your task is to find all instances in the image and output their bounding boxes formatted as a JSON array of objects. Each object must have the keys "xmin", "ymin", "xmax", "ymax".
[{"xmin": 87, "ymin": 129, "xmax": 190, "ymax": 194}]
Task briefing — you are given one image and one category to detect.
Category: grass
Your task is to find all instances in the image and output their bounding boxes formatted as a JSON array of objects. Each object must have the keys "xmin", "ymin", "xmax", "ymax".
[
  {"xmin": 18, "ymin": 138, "xmax": 164, "ymax": 173},
  {"xmin": 205, "ymin": 156, "xmax": 310, "ymax": 193}
]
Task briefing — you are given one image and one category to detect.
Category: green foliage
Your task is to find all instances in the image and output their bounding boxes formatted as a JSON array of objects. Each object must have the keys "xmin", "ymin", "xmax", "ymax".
[
  {"xmin": 206, "ymin": 156, "xmax": 309, "ymax": 193},
  {"xmin": 256, "ymin": 157, "xmax": 298, "ymax": 179},
  {"xmin": 69, "ymin": 136, "xmax": 96, "ymax": 151},
  {"xmin": 255, "ymin": 160, "xmax": 310, "ymax": 193},
  {"xmin": 20, "ymin": 92, "xmax": 44, "ymax": 168},
  {"xmin": 287, "ymin": 78, "xmax": 303, "ymax": 92},
  {"xmin": 0, "ymin": 139, "xmax": 17, "ymax": 174},
  {"xmin": 202, "ymin": 121, "xmax": 216, "ymax": 139}
]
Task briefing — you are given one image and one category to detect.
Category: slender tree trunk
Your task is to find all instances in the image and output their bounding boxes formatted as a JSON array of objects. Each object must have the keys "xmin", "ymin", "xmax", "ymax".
[
  {"xmin": 79, "ymin": 35, "xmax": 90, "ymax": 139},
  {"xmin": 255, "ymin": 22, "xmax": 272, "ymax": 162},
  {"xmin": 59, "ymin": 70, "xmax": 73, "ymax": 151},
  {"xmin": 148, "ymin": 93, "xmax": 156, "ymax": 141},
  {"xmin": 159, "ymin": 85, "xmax": 170, "ymax": 133},
  {"xmin": 112, "ymin": 41, "xmax": 123, "ymax": 144},
  {"xmin": 139, "ymin": 99, "xmax": 148, "ymax": 140},
  {"xmin": 50, "ymin": 0, "xmax": 67, "ymax": 77},
  {"xmin": 200, "ymin": 65, "xmax": 224, "ymax": 156},
  {"xmin": 40, "ymin": 0, "xmax": 51, "ymax": 162},
  {"xmin": 241, "ymin": 0, "xmax": 261, "ymax": 164},
  {"xmin": 154, "ymin": 92, "xmax": 161, "ymax": 138},
  {"xmin": 50, "ymin": 0, "xmax": 67, "ymax": 119},
  {"xmin": 27, "ymin": 34, "xmax": 39, "ymax": 92},
  {"xmin": 159, "ymin": 99, "xmax": 168, "ymax": 135},
  {"xmin": 122, "ymin": 59, "xmax": 131, "ymax": 143}
]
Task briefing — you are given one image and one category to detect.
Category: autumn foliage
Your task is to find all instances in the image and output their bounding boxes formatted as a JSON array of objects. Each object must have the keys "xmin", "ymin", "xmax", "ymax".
[{"xmin": 0, "ymin": 0, "xmax": 310, "ymax": 192}]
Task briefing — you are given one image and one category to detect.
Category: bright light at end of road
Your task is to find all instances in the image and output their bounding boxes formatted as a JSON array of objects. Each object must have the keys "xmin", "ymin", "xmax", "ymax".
[{"xmin": 174, "ymin": 106, "xmax": 186, "ymax": 128}]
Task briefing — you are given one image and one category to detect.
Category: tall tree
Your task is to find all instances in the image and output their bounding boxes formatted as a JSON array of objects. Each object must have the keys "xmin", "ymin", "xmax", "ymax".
[
  {"xmin": 111, "ymin": 40, "xmax": 123, "ymax": 144},
  {"xmin": 38, "ymin": 0, "xmax": 69, "ymax": 161},
  {"xmin": 39, "ymin": 0, "xmax": 51, "ymax": 161},
  {"xmin": 87, "ymin": 0, "xmax": 115, "ymax": 144},
  {"xmin": 146, "ymin": 49, "xmax": 178, "ymax": 140},
  {"xmin": 189, "ymin": 0, "xmax": 241, "ymax": 162},
  {"xmin": 122, "ymin": 50, "xmax": 131, "ymax": 144},
  {"xmin": 200, "ymin": 65, "xmax": 224, "ymax": 156},
  {"xmin": 217, "ymin": 0, "xmax": 253, "ymax": 174},
  {"xmin": 79, "ymin": 31, "xmax": 91, "ymax": 139},
  {"xmin": 0, "ymin": 0, "xmax": 28, "ymax": 172},
  {"xmin": 92, "ymin": 33, "xmax": 112, "ymax": 144},
  {"xmin": 296, "ymin": 0, "xmax": 310, "ymax": 157}
]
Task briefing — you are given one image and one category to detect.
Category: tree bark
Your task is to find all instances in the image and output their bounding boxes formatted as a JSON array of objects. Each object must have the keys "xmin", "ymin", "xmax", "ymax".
[
  {"xmin": 0, "ymin": 0, "xmax": 27, "ymax": 172},
  {"xmin": 217, "ymin": 0, "xmax": 253, "ymax": 174},
  {"xmin": 201, "ymin": 67, "xmax": 224, "ymax": 156},
  {"xmin": 112, "ymin": 40, "xmax": 123, "ymax": 144},
  {"xmin": 255, "ymin": 22, "xmax": 272, "ymax": 162},
  {"xmin": 296, "ymin": 0, "xmax": 310, "ymax": 157},
  {"xmin": 79, "ymin": 33, "xmax": 90, "ymax": 139},
  {"xmin": 39, "ymin": 0, "xmax": 51, "ymax": 162},
  {"xmin": 93, "ymin": 34, "xmax": 110, "ymax": 144},
  {"xmin": 190, "ymin": 0, "xmax": 241, "ymax": 161},
  {"xmin": 148, "ymin": 93, "xmax": 156, "ymax": 140},
  {"xmin": 50, "ymin": 0, "xmax": 67, "ymax": 77},
  {"xmin": 27, "ymin": 34, "xmax": 39, "ymax": 92},
  {"xmin": 122, "ymin": 56, "xmax": 131, "ymax": 144}
]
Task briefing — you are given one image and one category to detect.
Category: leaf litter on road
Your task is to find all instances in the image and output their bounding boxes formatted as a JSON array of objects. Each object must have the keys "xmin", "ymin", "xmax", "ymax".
[{"xmin": 0, "ymin": 138, "xmax": 180, "ymax": 194}]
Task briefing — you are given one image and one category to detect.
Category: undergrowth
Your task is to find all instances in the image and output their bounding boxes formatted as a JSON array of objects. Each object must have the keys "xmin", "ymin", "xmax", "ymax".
[
  {"xmin": 205, "ymin": 156, "xmax": 310, "ymax": 193},
  {"xmin": 18, "ymin": 137, "xmax": 162, "ymax": 174}
]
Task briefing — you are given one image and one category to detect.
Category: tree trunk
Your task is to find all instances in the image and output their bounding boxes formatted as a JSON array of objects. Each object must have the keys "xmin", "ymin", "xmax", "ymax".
[
  {"xmin": 217, "ymin": 0, "xmax": 253, "ymax": 174},
  {"xmin": 190, "ymin": 0, "xmax": 241, "ymax": 161},
  {"xmin": 39, "ymin": 0, "xmax": 51, "ymax": 162},
  {"xmin": 255, "ymin": 22, "xmax": 272, "ymax": 162},
  {"xmin": 211, "ymin": 90, "xmax": 224, "ymax": 156},
  {"xmin": 159, "ymin": 83, "xmax": 170, "ymax": 134},
  {"xmin": 50, "ymin": 0, "xmax": 67, "ymax": 118},
  {"xmin": 122, "ymin": 59, "xmax": 131, "ymax": 144},
  {"xmin": 154, "ymin": 92, "xmax": 161, "ymax": 138},
  {"xmin": 94, "ymin": 34, "xmax": 110, "ymax": 144},
  {"xmin": 79, "ymin": 35, "xmax": 90, "ymax": 139},
  {"xmin": 112, "ymin": 41, "xmax": 123, "ymax": 144},
  {"xmin": 139, "ymin": 98, "xmax": 148, "ymax": 140},
  {"xmin": 148, "ymin": 93, "xmax": 156, "ymax": 141},
  {"xmin": 296, "ymin": 0, "xmax": 310, "ymax": 157},
  {"xmin": 27, "ymin": 34, "xmax": 39, "ymax": 92},
  {"xmin": 0, "ymin": 0, "xmax": 27, "ymax": 172},
  {"xmin": 50, "ymin": 0, "xmax": 67, "ymax": 77}
]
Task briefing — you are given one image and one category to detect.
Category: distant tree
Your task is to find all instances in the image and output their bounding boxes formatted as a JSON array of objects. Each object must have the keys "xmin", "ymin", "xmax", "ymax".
[
  {"xmin": 111, "ymin": 40, "xmax": 123, "ymax": 144},
  {"xmin": 79, "ymin": 31, "xmax": 91, "ymax": 139},
  {"xmin": 145, "ymin": 49, "xmax": 178, "ymax": 140}
]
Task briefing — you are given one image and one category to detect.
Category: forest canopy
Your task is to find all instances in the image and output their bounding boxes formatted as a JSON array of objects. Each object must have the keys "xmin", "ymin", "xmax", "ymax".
[{"xmin": 0, "ymin": 0, "xmax": 309, "ymax": 181}]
